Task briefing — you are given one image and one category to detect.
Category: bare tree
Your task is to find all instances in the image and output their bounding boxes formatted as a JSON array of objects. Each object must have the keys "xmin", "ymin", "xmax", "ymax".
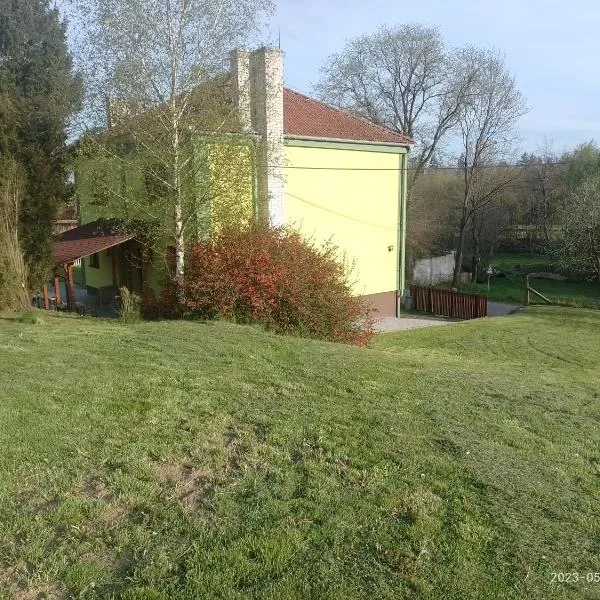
[
  {"xmin": 452, "ymin": 48, "xmax": 528, "ymax": 286},
  {"xmin": 408, "ymin": 168, "xmax": 463, "ymax": 258},
  {"xmin": 517, "ymin": 146, "xmax": 561, "ymax": 249},
  {"xmin": 69, "ymin": 0, "xmax": 274, "ymax": 279},
  {"xmin": 467, "ymin": 184, "xmax": 517, "ymax": 282},
  {"xmin": 314, "ymin": 24, "xmax": 478, "ymax": 192}
]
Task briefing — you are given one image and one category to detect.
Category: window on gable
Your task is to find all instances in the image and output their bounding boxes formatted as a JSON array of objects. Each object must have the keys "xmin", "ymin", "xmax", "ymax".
[{"xmin": 89, "ymin": 253, "xmax": 100, "ymax": 268}]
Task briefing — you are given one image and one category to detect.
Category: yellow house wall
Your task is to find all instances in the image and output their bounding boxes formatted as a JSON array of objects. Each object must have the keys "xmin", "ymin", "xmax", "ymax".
[
  {"xmin": 76, "ymin": 154, "xmax": 148, "ymax": 226},
  {"xmin": 284, "ymin": 143, "xmax": 404, "ymax": 297}
]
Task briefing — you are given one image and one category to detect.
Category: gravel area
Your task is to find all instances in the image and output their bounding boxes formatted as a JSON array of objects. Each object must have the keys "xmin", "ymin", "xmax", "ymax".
[
  {"xmin": 375, "ymin": 315, "xmax": 454, "ymax": 333},
  {"xmin": 487, "ymin": 302, "xmax": 521, "ymax": 316},
  {"xmin": 375, "ymin": 302, "xmax": 521, "ymax": 333}
]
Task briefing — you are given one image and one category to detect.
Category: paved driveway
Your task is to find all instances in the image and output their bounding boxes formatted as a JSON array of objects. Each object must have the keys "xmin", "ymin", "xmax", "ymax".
[
  {"xmin": 487, "ymin": 302, "xmax": 520, "ymax": 316},
  {"xmin": 375, "ymin": 302, "xmax": 521, "ymax": 333},
  {"xmin": 375, "ymin": 315, "xmax": 454, "ymax": 333}
]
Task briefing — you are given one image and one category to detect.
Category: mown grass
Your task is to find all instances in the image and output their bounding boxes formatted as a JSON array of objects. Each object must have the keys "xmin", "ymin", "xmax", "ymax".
[
  {"xmin": 0, "ymin": 308, "xmax": 599, "ymax": 599},
  {"xmin": 456, "ymin": 253, "xmax": 600, "ymax": 308}
]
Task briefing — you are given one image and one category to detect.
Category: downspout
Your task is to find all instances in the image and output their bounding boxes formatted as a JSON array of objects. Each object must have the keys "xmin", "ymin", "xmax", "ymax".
[
  {"xmin": 191, "ymin": 139, "xmax": 200, "ymax": 240},
  {"xmin": 250, "ymin": 137, "xmax": 259, "ymax": 221},
  {"xmin": 397, "ymin": 151, "xmax": 408, "ymax": 317}
]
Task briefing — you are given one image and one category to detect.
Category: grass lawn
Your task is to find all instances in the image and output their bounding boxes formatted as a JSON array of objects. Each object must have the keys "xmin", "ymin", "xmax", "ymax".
[
  {"xmin": 455, "ymin": 253, "xmax": 600, "ymax": 308},
  {"xmin": 1, "ymin": 308, "xmax": 600, "ymax": 599}
]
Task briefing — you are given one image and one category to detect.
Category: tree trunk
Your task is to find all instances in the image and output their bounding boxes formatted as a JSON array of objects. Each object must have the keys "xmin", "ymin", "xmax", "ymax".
[
  {"xmin": 542, "ymin": 191, "xmax": 550, "ymax": 244},
  {"xmin": 452, "ymin": 221, "xmax": 467, "ymax": 288},
  {"xmin": 470, "ymin": 220, "xmax": 480, "ymax": 284},
  {"xmin": 471, "ymin": 244, "xmax": 480, "ymax": 283},
  {"xmin": 174, "ymin": 201, "xmax": 185, "ymax": 279},
  {"xmin": 172, "ymin": 105, "xmax": 185, "ymax": 280}
]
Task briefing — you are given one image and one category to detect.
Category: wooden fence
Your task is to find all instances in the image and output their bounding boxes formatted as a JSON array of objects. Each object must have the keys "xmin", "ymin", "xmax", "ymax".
[{"xmin": 410, "ymin": 285, "xmax": 488, "ymax": 320}]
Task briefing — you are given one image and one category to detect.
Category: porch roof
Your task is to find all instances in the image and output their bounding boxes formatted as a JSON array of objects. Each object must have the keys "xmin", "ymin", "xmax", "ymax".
[{"xmin": 53, "ymin": 219, "xmax": 134, "ymax": 265}]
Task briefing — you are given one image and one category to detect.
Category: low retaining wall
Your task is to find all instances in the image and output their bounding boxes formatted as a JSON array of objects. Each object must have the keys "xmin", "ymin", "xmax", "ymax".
[{"xmin": 413, "ymin": 253, "xmax": 455, "ymax": 285}]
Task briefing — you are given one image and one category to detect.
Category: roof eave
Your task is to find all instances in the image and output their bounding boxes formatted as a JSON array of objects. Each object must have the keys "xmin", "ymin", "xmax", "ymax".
[
  {"xmin": 54, "ymin": 234, "xmax": 135, "ymax": 266},
  {"xmin": 284, "ymin": 134, "xmax": 413, "ymax": 148}
]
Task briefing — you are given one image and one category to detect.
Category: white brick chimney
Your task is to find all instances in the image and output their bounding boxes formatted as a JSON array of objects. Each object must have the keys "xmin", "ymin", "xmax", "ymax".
[
  {"xmin": 231, "ymin": 48, "xmax": 285, "ymax": 228},
  {"xmin": 230, "ymin": 50, "xmax": 252, "ymax": 132}
]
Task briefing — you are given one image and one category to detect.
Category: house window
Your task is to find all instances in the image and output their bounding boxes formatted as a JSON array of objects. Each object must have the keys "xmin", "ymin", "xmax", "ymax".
[{"xmin": 89, "ymin": 253, "xmax": 100, "ymax": 268}]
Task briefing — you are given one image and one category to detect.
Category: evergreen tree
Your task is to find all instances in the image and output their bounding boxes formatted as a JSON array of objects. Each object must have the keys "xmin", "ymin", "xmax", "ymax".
[{"xmin": 0, "ymin": 0, "xmax": 82, "ymax": 287}]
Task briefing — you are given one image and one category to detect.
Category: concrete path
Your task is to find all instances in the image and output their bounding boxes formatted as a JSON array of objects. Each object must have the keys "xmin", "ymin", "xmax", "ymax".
[
  {"xmin": 375, "ymin": 302, "xmax": 521, "ymax": 333},
  {"xmin": 375, "ymin": 315, "xmax": 454, "ymax": 333},
  {"xmin": 487, "ymin": 302, "xmax": 521, "ymax": 316}
]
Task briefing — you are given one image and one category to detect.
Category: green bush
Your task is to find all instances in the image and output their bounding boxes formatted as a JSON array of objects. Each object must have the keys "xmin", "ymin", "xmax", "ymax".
[
  {"xmin": 18, "ymin": 310, "xmax": 45, "ymax": 325},
  {"xmin": 119, "ymin": 286, "xmax": 142, "ymax": 324}
]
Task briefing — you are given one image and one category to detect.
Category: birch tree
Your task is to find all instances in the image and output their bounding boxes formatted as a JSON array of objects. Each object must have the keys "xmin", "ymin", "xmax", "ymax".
[
  {"xmin": 556, "ymin": 177, "xmax": 600, "ymax": 282},
  {"xmin": 69, "ymin": 0, "xmax": 273, "ymax": 278},
  {"xmin": 452, "ymin": 48, "xmax": 527, "ymax": 286},
  {"xmin": 553, "ymin": 145, "xmax": 600, "ymax": 281}
]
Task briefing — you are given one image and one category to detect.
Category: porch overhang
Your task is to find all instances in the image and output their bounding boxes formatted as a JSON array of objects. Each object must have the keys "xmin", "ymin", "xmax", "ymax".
[
  {"xmin": 49, "ymin": 219, "xmax": 136, "ymax": 312},
  {"xmin": 53, "ymin": 219, "xmax": 135, "ymax": 266}
]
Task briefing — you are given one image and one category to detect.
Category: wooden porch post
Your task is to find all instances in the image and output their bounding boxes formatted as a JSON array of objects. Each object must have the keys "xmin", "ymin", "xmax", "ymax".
[
  {"xmin": 111, "ymin": 248, "xmax": 119, "ymax": 289},
  {"xmin": 65, "ymin": 263, "xmax": 76, "ymax": 311},
  {"xmin": 43, "ymin": 284, "xmax": 50, "ymax": 310},
  {"xmin": 140, "ymin": 243, "xmax": 148, "ymax": 294},
  {"xmin": 53, "ymin": 269, "xmax": 61, "ymax": 305}
]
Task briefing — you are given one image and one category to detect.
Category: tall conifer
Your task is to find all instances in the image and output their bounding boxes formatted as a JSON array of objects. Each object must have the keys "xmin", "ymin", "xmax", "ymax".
[{"xmin": 0, "ymin": 0, "xmax": 81, "ymax": 286}]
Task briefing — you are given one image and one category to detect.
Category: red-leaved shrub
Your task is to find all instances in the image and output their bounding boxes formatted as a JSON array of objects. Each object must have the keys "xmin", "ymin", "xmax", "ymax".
[{"xmin": 150, "ymin": 226, "xmax": 375, "ymax": 346}]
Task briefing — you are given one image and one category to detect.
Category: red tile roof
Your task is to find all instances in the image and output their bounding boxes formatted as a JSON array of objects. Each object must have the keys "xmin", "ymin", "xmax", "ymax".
[
  {"xmin": 283, "ymin": 89, "xmax": 412, "ymax": 145},
  {"xmin": 53, "ymin": 219, "xmax": 134, "ymax": 265},
  {"xmin": 104, "ymin": 82, "xmax": 412, "ymax": 146}
]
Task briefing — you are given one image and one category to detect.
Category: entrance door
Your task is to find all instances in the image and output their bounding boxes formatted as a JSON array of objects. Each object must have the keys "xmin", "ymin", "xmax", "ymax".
[{"xmin": 117, "ymin": 241, "xmax": 144, "ymax": 294}]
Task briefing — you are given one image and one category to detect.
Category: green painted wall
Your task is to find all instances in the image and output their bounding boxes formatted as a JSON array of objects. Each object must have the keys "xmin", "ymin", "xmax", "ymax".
[
  {"xmin": 76, "ymin": 134, "xmax": 256, "ymax": 293},
  {"xmin": 76, "ymin": 153, "xmax": 148, "ymax": 225},
  {"xmin": 84, "ymin": 250, "xmax": 113, "ymax": 290}
]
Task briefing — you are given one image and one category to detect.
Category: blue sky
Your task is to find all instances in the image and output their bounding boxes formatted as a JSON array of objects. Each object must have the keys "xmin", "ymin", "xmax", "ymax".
[{"xmin": 268, "ymin": 0, "xmax": 600, "ymax": 154}]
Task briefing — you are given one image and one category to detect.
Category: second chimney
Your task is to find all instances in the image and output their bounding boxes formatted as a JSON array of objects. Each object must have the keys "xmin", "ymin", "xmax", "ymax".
[{"xmin": 230, "ymin": 49, "xmax": 252, "ymax": 132}]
